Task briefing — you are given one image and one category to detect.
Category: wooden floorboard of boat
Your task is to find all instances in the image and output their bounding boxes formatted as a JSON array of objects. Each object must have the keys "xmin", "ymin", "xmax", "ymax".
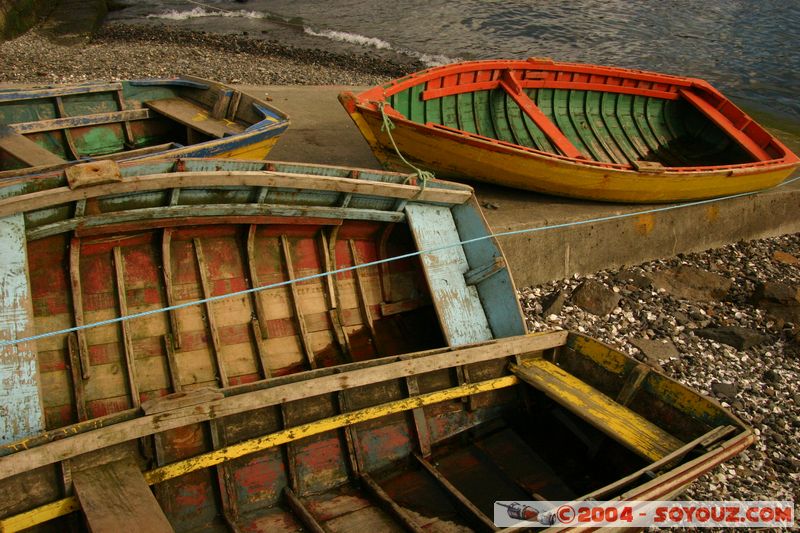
[{"xmin": 72, "ymin": 457, "xmax": 174, "ymax": 533}]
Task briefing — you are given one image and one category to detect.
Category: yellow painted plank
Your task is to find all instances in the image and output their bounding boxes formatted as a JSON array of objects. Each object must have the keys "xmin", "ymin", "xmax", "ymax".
[
  {"xmin": 643, "ymin": 373, "xmax": 725, "ymax": 423},
  {"xmin": 512, "ymin": 358, "xmax": 682, "ymax": 461},
  {"xmin": 143, "ymin": 375, "xmax": 517, "ymax": 484},
  {"xmin": 568, "ymin": 335, "xmax": 628, "ymax": 375},
  {"xmin": 0, "ymin": 496, "xmax": 81, "ymax": 533}
]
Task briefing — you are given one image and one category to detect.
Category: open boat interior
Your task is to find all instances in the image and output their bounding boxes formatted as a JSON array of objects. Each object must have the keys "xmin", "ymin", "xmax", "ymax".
[
  {"xmin": 0, "ymin": 332, "xmax": 751, "ymax": 532},
  {"xmin": 0, "ymin": 158, "xmax": 524, "ymax": 435},
  {"xmin": 0, "ymin": 76, "xmax": 288, "ymax": 177},
  {"xmin": 371, "ymin": 59, "xmax": 792, "ymax": 170}
]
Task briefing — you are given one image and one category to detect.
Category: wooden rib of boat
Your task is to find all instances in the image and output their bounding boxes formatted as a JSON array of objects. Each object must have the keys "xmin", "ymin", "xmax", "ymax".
[
  {"xmin": 0, "ymin": 76, "xmax": 289, "ymax": 178},
  {"xmin": 0, "ymin": 157, "xmax": 524, "ymax": 446},
  {"xmin": 340, "ymin": 59, "xmax": 800, "ymax": 203},
  {"xmin": 0, "ymin": 331, "xmax": 751, "ymax": 532}
]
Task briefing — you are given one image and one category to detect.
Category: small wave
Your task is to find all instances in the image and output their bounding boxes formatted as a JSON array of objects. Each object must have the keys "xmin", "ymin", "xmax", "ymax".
[
  {"xmin": 406, "ymin": 51, "xmax": 458, "ymax": 67},
  {"xmin": 147, "ymin": 7, "xmax": 265, "ymax": 21},
  {"xmin": 303, "ymin": 28, "xmax": 391, "ymax": 50},
  {"xmin": 303, "ymin": 26, "xmax": 458, "ymax": 67}
]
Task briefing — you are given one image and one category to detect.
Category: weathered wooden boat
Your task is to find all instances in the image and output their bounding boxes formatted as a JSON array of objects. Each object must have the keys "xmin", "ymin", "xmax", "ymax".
[
  {"xmin": 0, "ymin": 331, "xmax": 751, "ymax": 532},
  {"xmin": 340, "ymin": 59, "xmax": 800, "ymax": 203},
  {"xmin": 0, "ymin": 157, "xmax": 524, "ymax": 444},
  {"xmin": 0, "ymin": 76, "xmax": 289, "ymax": 178}
]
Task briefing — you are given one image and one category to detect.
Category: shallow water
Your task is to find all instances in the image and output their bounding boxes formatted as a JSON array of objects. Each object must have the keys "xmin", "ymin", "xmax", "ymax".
[{"xmin": 110, "ymin": 0, "xmax": 800, "ymax": 146}]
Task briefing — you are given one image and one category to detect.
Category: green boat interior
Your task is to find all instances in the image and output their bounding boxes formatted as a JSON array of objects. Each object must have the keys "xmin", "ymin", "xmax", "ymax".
[
  {"xmin": 389, "ymin": 86, "xmax": 755, "ymax": 168},
  {"xmin": 0, "ymin": 78, "xmax": 282, "ymax": 174}
]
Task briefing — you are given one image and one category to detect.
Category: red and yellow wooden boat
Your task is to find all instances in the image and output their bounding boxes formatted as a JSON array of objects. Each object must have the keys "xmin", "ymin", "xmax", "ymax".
[{"xmin": 340, "ymin": 59, "xmax": 800, "ymax": 203}]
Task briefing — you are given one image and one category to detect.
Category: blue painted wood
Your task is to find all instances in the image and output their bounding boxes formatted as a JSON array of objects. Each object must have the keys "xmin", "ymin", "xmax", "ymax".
[
  {"xmin": 0, "ymin": 82, "xmax": 123, "ymax": 102},
  {"xmin": 0, "ymin": 214, "xmax": 44, "ymax": 444},
  {"xmin": 129, "ymin": 79, "xmax": 209, "ymax": 89},
  {"xmin": 405, "ymin": 203, "xmax": 493, "ymax": 346},
  {"xmin": 451, "ymin": 202, "xmax": 526, "ymax": 339}
]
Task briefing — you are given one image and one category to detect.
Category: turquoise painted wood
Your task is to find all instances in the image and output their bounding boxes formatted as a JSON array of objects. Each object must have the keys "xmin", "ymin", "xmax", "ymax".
[
  {"xmin": 0, "ymin": 214, "xmax": 43, "ymax": 444},
  {"xmin": 451, "ymin": 202, "xmax": 526, "ymax": 339},
  {"xmin": 404, "ymin": 203, "xmax": 493, "ymax": 346}
]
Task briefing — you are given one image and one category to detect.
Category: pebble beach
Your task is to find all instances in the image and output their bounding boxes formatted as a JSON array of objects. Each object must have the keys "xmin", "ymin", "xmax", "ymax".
[
  {"xmin": 0, "ymin": 23, "xmax": 422, "ymax": 86},
  {"xmin": 2, "ymin": 16, "xmax": 800, "ymax": 528},
  {"xmin": 521, "ymin": 234, "xmax": 800, "ymax": 509}
]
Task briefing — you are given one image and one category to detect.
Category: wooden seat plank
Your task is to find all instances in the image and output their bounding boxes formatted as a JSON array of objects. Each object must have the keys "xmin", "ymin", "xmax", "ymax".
[
  {"xmin": 72, "ymin": 457, "xmax": 174, "ymax": 533},
  {"xmin": 145, "ymin": 98, "xmax": 244, "ymax": 138},
  {"xmin": 405, "ymin": 203, "xmax": 493, "ymax": 346},
  {"xmin": 10, "ymin": 109, "xmax": 152, "ymax": 135},
  {"xmin": 0, "ymin": 127, "xmax": 66, "ymax": 167},
  {"xmin": 511, "ymin": 358, "xmax": 684, "ymax": 461}
]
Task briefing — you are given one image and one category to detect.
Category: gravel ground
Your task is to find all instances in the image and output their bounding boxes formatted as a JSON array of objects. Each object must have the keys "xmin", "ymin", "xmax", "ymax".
[
  {"xmin": 0, "ymin": 23, "xmax": 422, "ymax": 85},
  {"xmin": 520, "ymin": 233, "xmax": 800, "ymax": 513}
]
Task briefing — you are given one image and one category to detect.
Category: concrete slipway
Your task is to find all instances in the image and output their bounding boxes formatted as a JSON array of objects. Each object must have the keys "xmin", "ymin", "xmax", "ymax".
[{"xmin": 243, "ymin": 85, "xmax": 800, "ymax": 288}]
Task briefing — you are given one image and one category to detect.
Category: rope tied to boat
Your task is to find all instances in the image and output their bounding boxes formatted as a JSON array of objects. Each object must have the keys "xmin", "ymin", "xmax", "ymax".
[{"xmin": 378, "ymin": 102, "xmax": 434, "ymax": 194}]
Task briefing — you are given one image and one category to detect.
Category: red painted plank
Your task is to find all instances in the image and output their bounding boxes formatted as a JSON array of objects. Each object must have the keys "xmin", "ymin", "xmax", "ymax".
[
  {"xmin": 422, "ymin": 78, "xmax": 679, "ymax": 102},
  {"xmin": 422, "ymin": 80, "xmax": 499, "ymax": 100}
]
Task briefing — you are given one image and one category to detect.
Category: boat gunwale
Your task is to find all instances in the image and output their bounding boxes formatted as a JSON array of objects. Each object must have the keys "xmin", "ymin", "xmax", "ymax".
[
  {"xmin": 347, "ymin": 59, "xmax": 799, "ymax": 173},
  {"xmin": 0, "ymin": 159, "xmax": 476, "ymax": 234},
  {"xmin": 543, "ymin": 429, "xmax": 755, "ymax": 533},
  {"xmin": 0, "ymin": 331, "xmax": 751, "ymax": 476}
]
